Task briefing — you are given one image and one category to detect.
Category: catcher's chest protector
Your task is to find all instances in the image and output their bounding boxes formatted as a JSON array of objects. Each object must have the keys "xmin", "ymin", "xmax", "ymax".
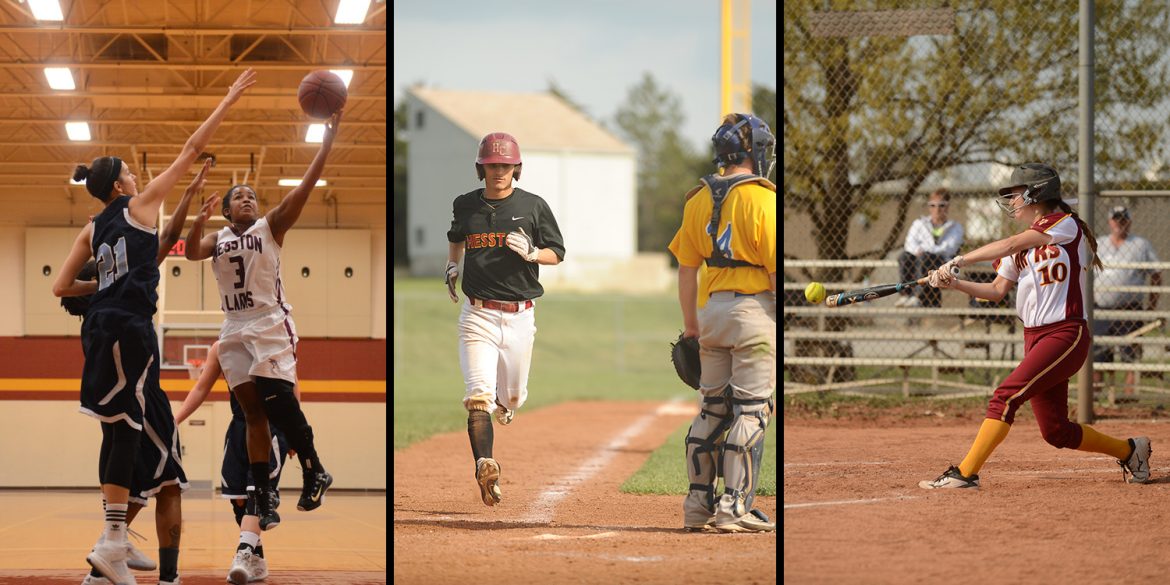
[{"xmin": 698, "ymin": 174, "xmax": 774, "ymax": 269}]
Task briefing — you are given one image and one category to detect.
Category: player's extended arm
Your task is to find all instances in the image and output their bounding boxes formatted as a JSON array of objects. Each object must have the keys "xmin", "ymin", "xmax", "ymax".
[
  {"xmin": 157, "ymin": 158, "xmax": 213, "ymax": 266},
  {"xmin": 52, "ymin": 223, "xmax": 98, "ymax": 297},
  {"xmin": 267, "ymin": 109, "xmax": 342, "ymax": 243},
  {"xmin": 174, "ymin": 341, "xmax": 223, "ymax": 425},
  {"xmin": 939, "ymin": 274, "xmax": 1014, "ymax": 303},
  {"xmin": 678, "ymin": 264, "xmax": 700, "ymax": 338},
  {"xmin": 130, "ymin": 69, "xmax": 257, "ymax": 227},
  {"xmin": 953, "ymin": 229, "xmax": 1052, "ymax": 267},
  {"xmin": 185, "ymin": 191, "xmax": 222, "ymax": 261}
]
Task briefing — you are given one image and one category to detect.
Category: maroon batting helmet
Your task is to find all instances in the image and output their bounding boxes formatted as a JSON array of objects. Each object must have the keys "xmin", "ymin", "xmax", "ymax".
[{"xmin": 475, "ymin": 132, "xmax": 522, "ymax": 181}]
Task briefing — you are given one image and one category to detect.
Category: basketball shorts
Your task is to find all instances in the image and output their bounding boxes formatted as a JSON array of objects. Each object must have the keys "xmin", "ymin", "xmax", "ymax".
[
  {"xmin": 218, "ymin": 306, "xmax": 299, "ymax": 389},
  {"xmin": 220, "ymin": 416, "xmax": 290, "ymax": 500},
  {"xmin": 80, "ymin": 308, "xmax": 159, "ymax": 430},
  {"xmin": 128, "ymin": 384, "xmax": 189, "ymax": 506}
]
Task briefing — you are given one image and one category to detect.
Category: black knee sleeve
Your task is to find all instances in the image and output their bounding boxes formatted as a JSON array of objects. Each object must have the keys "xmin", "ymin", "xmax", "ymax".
[
  {"xmin": 99, "ymin": 422, "xmax": 114, "ymax": 483},
  {"xmin": 232, "ymin": 499, "xmax": 246, "ymax": 526},
  {"xmin": 257, "ymin": 377, "xmax": 320, "ymax": 469},
  {"xmin": 101, "ymin": 421, "xmax": 141, "ymax": 489},
  {"xmin": 467, "ymin": 410, "xmax": 494, "ymax": 462}
]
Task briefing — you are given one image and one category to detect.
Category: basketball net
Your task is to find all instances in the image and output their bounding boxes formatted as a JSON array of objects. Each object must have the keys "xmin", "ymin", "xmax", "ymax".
[{"xmin": 186, "ymin": 359, "xmax": 205, "ymax": 381}]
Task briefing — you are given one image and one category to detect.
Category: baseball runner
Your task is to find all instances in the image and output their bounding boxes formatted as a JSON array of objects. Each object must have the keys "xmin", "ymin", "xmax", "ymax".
[
  {"xmin": 668, "ymin": 113, "xmax": 777, "ymax": 533},
  {"xmin": 920, "ymin": 163, "xmax": 1152, "ymax": 489},
  {"xmin": 52, "ymin": 68, "xmax": 255, "ymax": 585},
  {"xmin": 445, "ymin": 132, "xmax": 566, "ymax": 507}
]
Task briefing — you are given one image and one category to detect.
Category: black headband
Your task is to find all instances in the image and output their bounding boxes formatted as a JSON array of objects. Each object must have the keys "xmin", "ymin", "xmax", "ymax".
[{"xmin": 98, "ymin": 157, "xmax": 123, "ymax": 199}]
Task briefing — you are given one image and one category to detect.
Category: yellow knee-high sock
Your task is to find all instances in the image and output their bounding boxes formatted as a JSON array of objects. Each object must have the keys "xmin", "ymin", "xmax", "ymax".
[
  {"xmin": 958, "ymin": 419, "xmax": 1012, "ymax": 477},
  {"xmin": 1076, "ymin": 425, "xmax": 1132, "ymax": 460}
]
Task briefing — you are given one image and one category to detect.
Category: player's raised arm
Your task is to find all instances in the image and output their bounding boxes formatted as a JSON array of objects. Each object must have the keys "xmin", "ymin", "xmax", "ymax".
[
  {"xmin": 157, "ymin": 158, "xmax": 213, "ymax": 266},
  {"xmin": 185, "ymin": 191, "xmax": 222, "ymax": 261},
  {"xmin": 52, "ymin": 222, "xmax": 98, "ymax": 298},
  {"xmin": 130, "ymin": 69, "xmax": 257, "ymax": 227},
  {"xmin": 266, "ymin": 109, "xmax": 342, "ymax": 243},
  {"xmin": 174, "ymin": 341, "xmax": 224, "ymax": 425}
]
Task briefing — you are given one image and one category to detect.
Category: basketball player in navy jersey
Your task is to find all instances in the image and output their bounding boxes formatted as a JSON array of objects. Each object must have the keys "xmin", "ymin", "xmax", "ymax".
[
  {"xmin": 184, "ymin": 109, "xmax": 342, "ymax": 528},
  {"xmin": 52, "ymin": 68, "xmax": 256, "ymax": 585}
]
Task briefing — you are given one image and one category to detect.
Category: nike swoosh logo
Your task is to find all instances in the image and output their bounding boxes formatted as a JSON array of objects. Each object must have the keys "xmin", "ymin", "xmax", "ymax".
[
  {"xmin": 265, "ymin": 395, "xmax": 277, "ymax": 401},
  {"xmin": 512, "ymin": 216, "xmax": 524, "ymax": 220},
  {"xmin": 311, "ymin": 484, "xmax": 325, "ymax": 502}
]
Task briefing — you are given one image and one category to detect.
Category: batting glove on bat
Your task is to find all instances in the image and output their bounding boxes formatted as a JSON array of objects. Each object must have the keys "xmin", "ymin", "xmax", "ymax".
[
  {"xmin": 445, "ymin": 260, "xmax": 459, "ymax": 303},
  {"xmin": 506, "ymin": 227, "xmax": 539, "ymax": 262},
  {"xmin": 938, "ymin": 256, "xmax": 964, "ymax": 278}
]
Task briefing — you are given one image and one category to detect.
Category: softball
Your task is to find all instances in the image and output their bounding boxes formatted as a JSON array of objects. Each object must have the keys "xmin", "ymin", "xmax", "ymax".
[{"xmin": 804, "ymin": 282, "xmax": 826, "ymax": 304}]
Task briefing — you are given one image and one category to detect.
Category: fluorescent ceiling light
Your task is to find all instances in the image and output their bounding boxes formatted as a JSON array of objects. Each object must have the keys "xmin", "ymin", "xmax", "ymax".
[
  {"xmin": 278, "ymin": 179, "xmax": 327, "ymax": 187},
  {"xmin": 28, "ymin": 0, "xmax": 64, "ymax": 21},
  {"xmin": 334, "ymin": 0, "xmax": 369, "ymax": 24},
  {"xmin": 65, "ymin": 122, "xmax": 91, "ymax": 141},
  {"xmin": 305, "ymin": 124, "xmax": 325, "ymax": 143},
  {"xmin": 44, "ymin": 67, "xmax": 75, "ymax": 90},
  {"xmin": 329, "ymin": 70, "xmax": 354, "ymax": 88}
]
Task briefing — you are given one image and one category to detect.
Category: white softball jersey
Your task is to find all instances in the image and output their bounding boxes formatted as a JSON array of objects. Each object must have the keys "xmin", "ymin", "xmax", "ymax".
[
  {"xmin": 212, "ymin": 217, "xmax": 291, "ymax": 320},
  {"xmin": 995, "ymin": 213, "xmax": 1090, "ymax": 328}
]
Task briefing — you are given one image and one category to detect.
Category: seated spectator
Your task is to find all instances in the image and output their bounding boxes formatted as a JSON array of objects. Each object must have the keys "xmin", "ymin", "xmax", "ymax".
[
  {"xmin": 895, "ymin": 188, "xmax": 965, "ymax": 308},
  {"xmin": 1092, "ymin": 205, "xmax": 1161, "ymax": 400}
]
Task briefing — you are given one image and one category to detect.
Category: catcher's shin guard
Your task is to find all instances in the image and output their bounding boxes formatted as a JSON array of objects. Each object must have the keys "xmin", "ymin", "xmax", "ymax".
[
  {"xmin": 683, "ymin": 394, "xmax": 732, "ymax": 527},
  {"xmin": 718, "ymin": 396, "xmax": 774, "ymax": 519}
]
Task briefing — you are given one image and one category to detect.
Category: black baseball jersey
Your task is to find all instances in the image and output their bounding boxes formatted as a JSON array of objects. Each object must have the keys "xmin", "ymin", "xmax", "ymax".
[
  {"xmin": 89, "ymin": 196, "xmax": 160, "ymax": 317},
  {"xmin": 447, "ymin": 187, "xmax": 566, "ymax": 301}
]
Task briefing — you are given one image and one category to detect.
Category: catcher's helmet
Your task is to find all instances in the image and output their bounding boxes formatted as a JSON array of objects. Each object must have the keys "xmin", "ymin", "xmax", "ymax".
[
  {"xmin": 996, "ymin": 163, "xmax": 1061, "ymax": 215},
  {"xmin": 475, "ymin": 132, "xmax": 522, "ymax": 181},
  {"xmin": 712, "ymin": 113, "xmax": 776, "ymax": 179}
]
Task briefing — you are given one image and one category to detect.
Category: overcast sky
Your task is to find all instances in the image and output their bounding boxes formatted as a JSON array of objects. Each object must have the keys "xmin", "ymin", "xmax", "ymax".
[{"xmin": 392, "ymin": 0, "xmax": 777, "ymax": 153}]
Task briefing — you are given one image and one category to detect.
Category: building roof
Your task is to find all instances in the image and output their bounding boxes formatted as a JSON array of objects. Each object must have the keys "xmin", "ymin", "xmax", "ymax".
[{"xmin": 408, "ymin": 87, "xmax": 635, "ymax": 155}]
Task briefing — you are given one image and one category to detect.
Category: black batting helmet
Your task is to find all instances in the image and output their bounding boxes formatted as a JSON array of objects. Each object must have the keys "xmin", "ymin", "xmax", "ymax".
[{"xmin": 996, "ymin": 163, "xmax": 1062, "ymax": 215}]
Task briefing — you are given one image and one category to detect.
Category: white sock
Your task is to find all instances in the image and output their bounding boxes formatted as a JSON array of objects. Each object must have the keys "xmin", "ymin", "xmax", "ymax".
[
  {"xmin": 239, "ymin": 531, "xmax": 260, "ymax": 549},
  {"xmin": 105, "ymin": 503, "xmax": 128, "ymax": 541}
]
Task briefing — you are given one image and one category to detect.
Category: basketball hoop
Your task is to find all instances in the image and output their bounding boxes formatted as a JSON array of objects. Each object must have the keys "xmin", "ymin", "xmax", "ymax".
[{"xmin": 186, "ymin": 359, "xmax": 205, "ymax": 380}]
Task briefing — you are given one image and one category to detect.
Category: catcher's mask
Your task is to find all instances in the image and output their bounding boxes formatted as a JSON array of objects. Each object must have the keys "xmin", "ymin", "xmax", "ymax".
[
  {"xmin": 476, "ymin": 132, "xmax": 522, "ymax": 181},
  {"xmin": 996, "ymin": 163, "xmax": 1061, "ymax": 216},
  {"xmin": 711, "ymin": 114, "xmax": 775, "ymax": 179}
]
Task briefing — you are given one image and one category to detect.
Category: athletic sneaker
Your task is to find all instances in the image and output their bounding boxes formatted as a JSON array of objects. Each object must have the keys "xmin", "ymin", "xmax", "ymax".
[
  {"xmin": 919, "ymin": 465, "xmax": 979, "ymax": 489},
  {"xmin": 246, "ymin": 553, "xmax": 268, "ymax": 581},
  {"xmin": 87, "ymin": 538, "xmax": 136, "ymax": 585},
  {"xmin": 81, "ymin": 574, "xmax": 112, "ymax": 585},
  {"xmin": 228, "ymin": 550, "xmax": 253, "ymax": 585},
  {"xmin": 475, "ymin": 457, "xmax": 502, "ymax": 507},
  {"xmin": 494, "ymin": 403, "xmax": 514, "ymax": 425},
  {"xmin": 1120, "ymin": 436, "xmax": 1153, "ymax": 484},
  {"xmin": 255, "ymin": 486, "xmax": 281, "ymax": 530},
  {"xmin": 297, "ymin": 471, "xmax": 334, "ymax": 511},
  {"xmin": 94, "ymin": 531, "xmax": 155, "ymax": 572},
  {"xmin": 158, "ymin": 579, "xmax": 180, "ymax": 585},
  {"xmin": 714, "ymin": 509, "xmax": 775, "ymax": 533}
]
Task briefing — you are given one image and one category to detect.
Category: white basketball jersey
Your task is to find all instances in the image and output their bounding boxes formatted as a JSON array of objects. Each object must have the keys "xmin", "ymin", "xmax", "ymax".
[
  {"xmin": 212, "ymin": 217, "xmax": 291, "ymax": 319},
  {"xmin": 995, "ymin": 213, "xmax": 1089, "ymax": 328}
]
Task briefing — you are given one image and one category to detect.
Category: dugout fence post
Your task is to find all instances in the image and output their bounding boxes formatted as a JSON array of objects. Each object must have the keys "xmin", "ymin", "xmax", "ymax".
[{"xmin": 1075, "ymin": 0, "xmax": 1096, "ymax": 424}]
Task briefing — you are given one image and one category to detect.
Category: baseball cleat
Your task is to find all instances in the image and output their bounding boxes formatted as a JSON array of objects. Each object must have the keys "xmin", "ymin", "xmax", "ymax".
[
  {"xmin": 683, "ymin": 517, "xmax": 717, "ymax": 533},
  {"xmin": 475, "ymin": 457, "xmax": 502, "ymax": 506},
  {"xmin": 494, "ymin": 404, "xmax": 514, "ymax": 426},
  {"xmin": 1120, "ymin": 437, "xmax": 1152, "ymax": 484},
  {"xmin": 714, "ymin": 509, "xmax": 775, "ymax": 533},
  {"xmin": 919, "ymin": 465, "xmax": 979, "ymax": 489}
]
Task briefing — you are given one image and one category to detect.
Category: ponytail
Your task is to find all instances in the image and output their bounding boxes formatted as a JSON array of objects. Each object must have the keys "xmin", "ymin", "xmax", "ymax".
[{"xmin": 1055, "ymin": 201, "xmax": 1104, "ymax": 271}]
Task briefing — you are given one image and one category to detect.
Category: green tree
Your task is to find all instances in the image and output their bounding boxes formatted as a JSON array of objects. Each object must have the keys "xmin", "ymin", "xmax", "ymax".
[
  {"xmin": 785, "ymin": 1, "xmax": 1170, "ymax": 286},
  {"xmin": 614, "ymin": 72, "xmax": 706, "ymax": 253}
]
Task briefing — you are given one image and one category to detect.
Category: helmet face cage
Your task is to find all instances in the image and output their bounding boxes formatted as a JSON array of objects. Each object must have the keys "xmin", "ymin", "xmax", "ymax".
[{"xmin": 995, "ymin": 164, "xmax": 1061, "ymax": 216}]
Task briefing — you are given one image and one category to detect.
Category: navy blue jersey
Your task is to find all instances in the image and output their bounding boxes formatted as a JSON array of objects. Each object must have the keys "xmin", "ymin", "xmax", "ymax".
[{"xmin": 89, "ymin": 196, "xmax": 160, "ymax": 316}]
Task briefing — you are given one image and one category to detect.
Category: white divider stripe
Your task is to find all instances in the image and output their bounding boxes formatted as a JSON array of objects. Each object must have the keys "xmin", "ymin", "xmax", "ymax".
[{"xmin": 784, "ymin": 496, "xmax": 919, "ymax": 509}]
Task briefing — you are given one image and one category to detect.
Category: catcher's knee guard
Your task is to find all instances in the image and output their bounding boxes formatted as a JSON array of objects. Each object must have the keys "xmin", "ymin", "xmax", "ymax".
[
  {"xmin": 719, "ymin": 396, "xmax": 774, "ymax": 518},
  {"xmin": 684, "ymin": 393, "xmax": 733, "ymax": 517}
]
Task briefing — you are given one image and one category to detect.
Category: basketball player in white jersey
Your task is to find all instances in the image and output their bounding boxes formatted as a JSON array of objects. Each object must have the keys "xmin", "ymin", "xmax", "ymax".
[{"xmin": 183, "ymin": 109, "xmax": 342, "ymax": 526}]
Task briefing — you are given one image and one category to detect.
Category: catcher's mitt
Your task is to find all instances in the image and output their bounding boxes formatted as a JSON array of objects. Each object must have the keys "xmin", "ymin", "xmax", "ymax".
[{"xmin": 670, "ymin": 333, "xmax": 701, "ymax": 390}]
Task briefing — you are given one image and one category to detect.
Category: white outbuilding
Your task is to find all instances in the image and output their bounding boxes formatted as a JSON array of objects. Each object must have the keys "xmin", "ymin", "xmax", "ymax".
[{"xmin": 403, "ymin": 86, "xmax": 671, "ymax": 292}]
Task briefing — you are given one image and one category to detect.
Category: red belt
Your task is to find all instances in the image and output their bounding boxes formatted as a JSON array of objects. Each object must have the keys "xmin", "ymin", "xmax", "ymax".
[{"xmin": 469, "ymin": 296, "xmax": 533, "ymax": 313}]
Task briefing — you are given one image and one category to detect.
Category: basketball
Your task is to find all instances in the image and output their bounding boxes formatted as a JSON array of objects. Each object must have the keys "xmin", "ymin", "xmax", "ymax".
[{"xmin": 298, "ymin": 70, "xmax": 347, "ymax": 119}]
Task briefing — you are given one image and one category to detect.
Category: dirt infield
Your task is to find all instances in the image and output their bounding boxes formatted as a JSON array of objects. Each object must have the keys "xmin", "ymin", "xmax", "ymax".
[
  {"xmin": 784, "ymin": 414, "xmax": 1170, "ymax": 584},
  {"xmin": 393, "ymin": 401, "xmax": 777, "ymax": 585}
]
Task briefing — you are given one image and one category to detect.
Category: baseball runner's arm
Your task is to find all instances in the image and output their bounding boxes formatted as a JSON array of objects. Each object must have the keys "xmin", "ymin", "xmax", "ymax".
[
  {"xmin": 52, "ymin": 223, "xmax": 99, "ymax": 298},
  {"xmin": 446, "ymin": 241, "xmax": 465, "ymax": 303}
]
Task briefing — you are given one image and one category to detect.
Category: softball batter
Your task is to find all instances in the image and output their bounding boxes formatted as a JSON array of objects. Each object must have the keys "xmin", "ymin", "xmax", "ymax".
[
  {"xmin": 920, "ymin": 163, "xmax": 1151, "ymax": 489},
  {"xmin": 669, "ymin": 113, "xmax": 777, "ymax": 533},
  {"xmin": 445, "ymin": 132, "xmax": 566, "ymax": 507}
]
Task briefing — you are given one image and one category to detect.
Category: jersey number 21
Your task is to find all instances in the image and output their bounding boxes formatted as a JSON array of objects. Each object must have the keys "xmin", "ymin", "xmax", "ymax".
[{"xmin": 96, "ymin": 237, "xmax": 128, "ymax": 291}]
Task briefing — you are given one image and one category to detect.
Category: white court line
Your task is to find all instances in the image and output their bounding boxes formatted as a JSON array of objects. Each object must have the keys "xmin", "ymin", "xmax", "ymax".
[
  {"xmin": 531, "ymin": 531, "xmax": 619, "ymax": 541},
  {"xmin": 785, "ymin": 495, "xmax": 920, "ymax": 509},
  {"xmin": 518, "ymin": 398, "xmax": 682, "ymax": 524},
  {"xmin": 784, "ymin": 461, "xmax": 891, "ymax": 467}
]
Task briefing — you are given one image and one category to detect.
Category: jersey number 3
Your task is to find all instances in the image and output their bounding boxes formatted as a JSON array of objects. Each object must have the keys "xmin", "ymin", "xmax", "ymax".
[
  {"xmin": 229, "ymin": 256, "xmax": 246, "ymax": 289},
  {"xmin": 96, "ymin": 237, "xmax": 129, "ymax": 291}
]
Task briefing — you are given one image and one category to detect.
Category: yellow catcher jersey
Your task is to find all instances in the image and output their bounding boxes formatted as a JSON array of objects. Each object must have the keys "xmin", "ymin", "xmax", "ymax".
[{"xmin": 667, "ymin": 176, "xmax": 777, "ymax": 307}]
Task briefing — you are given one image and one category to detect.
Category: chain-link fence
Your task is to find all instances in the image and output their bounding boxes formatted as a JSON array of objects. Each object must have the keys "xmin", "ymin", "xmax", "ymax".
[{"xmin": 783, "ymin": 2, "xmax": 1170, "ymax": 403}]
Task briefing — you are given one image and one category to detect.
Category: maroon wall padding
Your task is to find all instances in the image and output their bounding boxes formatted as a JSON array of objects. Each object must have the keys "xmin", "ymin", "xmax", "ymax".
[{"xmin": 0, "ymin": 337, "xmax": 386, "ymax": 380}]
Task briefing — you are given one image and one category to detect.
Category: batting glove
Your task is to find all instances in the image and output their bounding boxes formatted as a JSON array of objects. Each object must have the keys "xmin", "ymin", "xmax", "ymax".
[
  {"xmin": 445, "ymin": 260, "xmax": 459, "ymax": 303},
  {"xmin": 506, "ymin": 227, "xmax": 539, "ymax": 263}
]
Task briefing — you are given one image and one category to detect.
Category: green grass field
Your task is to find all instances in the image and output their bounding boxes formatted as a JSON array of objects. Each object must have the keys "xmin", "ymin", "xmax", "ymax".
[
  {"xmin": 392, "ymin": 276, "xmax": 777, "ymax": 496},
  {"xmin": 621, "ymin": 417, "xmax": 777, "ymax": 496}
]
